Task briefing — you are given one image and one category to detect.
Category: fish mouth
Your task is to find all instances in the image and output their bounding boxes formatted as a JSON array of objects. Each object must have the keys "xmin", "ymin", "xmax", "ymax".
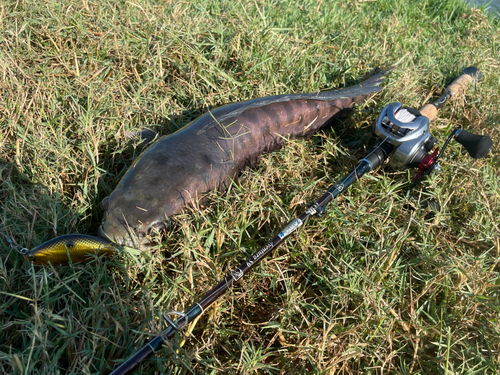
[
  {"xmin": 98, "ymin": 224, "xmax": 146, "ymax": 249},
  {"xmin": 98, "ymin": 221, "xmax": 165, "ymax": 249}
]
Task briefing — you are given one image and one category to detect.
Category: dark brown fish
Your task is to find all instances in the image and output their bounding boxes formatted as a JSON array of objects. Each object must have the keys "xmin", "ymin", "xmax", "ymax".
[{"xmin": 99, "ymin": 71, "xmax": 389, "ymax": 248}]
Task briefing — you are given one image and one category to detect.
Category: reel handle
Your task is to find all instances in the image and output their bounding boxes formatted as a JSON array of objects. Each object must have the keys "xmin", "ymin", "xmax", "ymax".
[
  {"xmin": 419, "ymin": 66, "xmax": 481, "ymax": 121},
  {"xmin": 455, "ymin": 129, "xmax": 493, "ymax": 159}
]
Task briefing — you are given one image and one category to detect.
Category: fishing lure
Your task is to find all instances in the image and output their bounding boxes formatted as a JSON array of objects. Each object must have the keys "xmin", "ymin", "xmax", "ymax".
[{"xmin": 25, "ymin": 234, "xmax": 117, "ymax": 265}]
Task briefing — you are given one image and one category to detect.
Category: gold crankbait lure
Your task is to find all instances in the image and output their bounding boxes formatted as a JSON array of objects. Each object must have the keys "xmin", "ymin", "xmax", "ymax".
[{"xmin": 25, "ymin": 234, "xmax": 118, "ymax": 265}]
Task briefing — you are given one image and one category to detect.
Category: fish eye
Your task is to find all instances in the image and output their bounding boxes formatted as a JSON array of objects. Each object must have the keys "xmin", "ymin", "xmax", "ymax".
[{"xmin": 28, "ymin": 255, "xmax": 35, "ymax": 261}]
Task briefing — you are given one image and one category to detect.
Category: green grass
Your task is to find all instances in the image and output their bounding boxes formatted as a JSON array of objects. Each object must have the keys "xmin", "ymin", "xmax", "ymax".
[{"xmin": 1, "ymin": 0, "xmax": 499, "ymax": 373}]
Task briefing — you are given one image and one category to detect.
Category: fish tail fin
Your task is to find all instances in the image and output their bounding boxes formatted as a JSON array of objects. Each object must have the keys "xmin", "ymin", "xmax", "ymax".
[
  {"xmin": 321, "ymin": 67, "xmax": 394, "ymax": 100},
  {"xmin": 357, "ymin": 67, "xmax": 394, "ymax": 91}
]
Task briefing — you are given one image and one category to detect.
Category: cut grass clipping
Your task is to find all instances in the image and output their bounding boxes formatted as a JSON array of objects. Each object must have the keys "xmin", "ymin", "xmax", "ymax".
[{"xmin": 1, "ymin": 0, "xmax": 499, "ymax": 374}]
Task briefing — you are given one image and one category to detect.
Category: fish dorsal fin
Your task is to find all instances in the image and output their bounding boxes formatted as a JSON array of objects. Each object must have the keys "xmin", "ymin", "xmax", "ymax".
[{"xmin": 216, "ymin": 70, "xmax": 389, "ymax": 123}]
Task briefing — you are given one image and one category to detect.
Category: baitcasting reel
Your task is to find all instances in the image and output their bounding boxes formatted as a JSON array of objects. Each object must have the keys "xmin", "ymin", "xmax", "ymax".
[
  {"xmin": 374, "ymin": 102, "xmax": 435, "ymax": 176},
  {"xmin": 374, "ymin": 100, "xmax": 493, "ymax": 186}
]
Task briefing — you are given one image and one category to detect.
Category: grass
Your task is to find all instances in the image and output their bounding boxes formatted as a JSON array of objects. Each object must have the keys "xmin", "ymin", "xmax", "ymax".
[{"xmin": 1, "ymin": 0, "xmax": 499, "ymax": 373}]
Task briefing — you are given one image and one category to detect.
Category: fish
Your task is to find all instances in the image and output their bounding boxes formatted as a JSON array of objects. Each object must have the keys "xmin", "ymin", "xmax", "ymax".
[
  {"xmin": 99, "ymin": 70, "xmax": 390, "ymax": 248},
  {"xmin": 25, "ymin": 234, "xmax": 117, "ymax": 265}
]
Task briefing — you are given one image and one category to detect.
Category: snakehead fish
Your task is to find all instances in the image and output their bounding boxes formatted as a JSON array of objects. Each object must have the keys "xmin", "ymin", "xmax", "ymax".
[{"xmin": 92, "ymin": 70, "xmax": 390, "ymax": 248}]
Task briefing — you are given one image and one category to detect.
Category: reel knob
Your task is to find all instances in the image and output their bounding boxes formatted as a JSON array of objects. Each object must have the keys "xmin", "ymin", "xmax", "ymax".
[{"xmin": 455, "ymin": 129, "xmax": 493, "ymax": 159}]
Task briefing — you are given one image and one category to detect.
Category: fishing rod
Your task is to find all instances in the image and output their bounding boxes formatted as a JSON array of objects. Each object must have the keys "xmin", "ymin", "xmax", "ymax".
[{"xmin": 110, "ymin": 67, "xmax": 492, "ymax": 375}]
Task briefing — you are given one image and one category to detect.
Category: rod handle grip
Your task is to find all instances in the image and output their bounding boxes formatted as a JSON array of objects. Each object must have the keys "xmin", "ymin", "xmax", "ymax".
[
  {"xmin": 419, "ymin": 67, "xmax": 481, "ymax": 121},
  {"xmin": 419, "ymin": 103, "xmax": 438, "ymax": 120},
  {"xmin": 448, "ymin": 66, "xmax": 481, "ymax": 97}
]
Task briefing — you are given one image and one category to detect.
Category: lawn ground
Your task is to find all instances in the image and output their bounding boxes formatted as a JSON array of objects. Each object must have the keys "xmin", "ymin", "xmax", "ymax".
[{"xmin": 1, "ymin": 0, "xmax": 499, "ymax": 373}]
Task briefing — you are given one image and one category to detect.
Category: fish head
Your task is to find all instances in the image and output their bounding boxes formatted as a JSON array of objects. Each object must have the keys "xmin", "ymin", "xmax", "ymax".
[
  {"xmin": 98, "ymin": 125, "xmax": 218, "ymax": 249},
  {"xmin": 98, "ymin": 140, "xmax": 198, "ymax": 249},
  {"xmin": 98, "ymin": 186, "xmax": 174, "ymax": 249}
]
